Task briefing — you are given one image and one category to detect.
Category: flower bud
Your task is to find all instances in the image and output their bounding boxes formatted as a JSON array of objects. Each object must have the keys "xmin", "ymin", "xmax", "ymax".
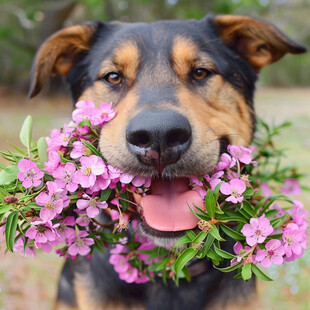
[
  {"xmin": 4, "ymin": 196, "xmax": 18, "ymax": 204},
  {"xmin": 198, "ymin": 220, "xmax": 212, "ymax": 232}
]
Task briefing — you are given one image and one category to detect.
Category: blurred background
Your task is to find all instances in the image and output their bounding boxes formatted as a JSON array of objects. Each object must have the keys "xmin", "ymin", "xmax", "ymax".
[{"xmin": 0, "ymin": 0, "xmax": 309, "ymax": 309}]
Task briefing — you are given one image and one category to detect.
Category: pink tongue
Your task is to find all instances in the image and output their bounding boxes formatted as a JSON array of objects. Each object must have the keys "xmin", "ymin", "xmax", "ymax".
[{"xmin": 141, "ymin": 178, "xmax": 204, "ymax": 231}]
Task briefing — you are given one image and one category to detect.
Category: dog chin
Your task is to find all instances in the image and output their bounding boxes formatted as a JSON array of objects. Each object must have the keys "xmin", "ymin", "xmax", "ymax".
[{"xmin": 138, "ymin": 221, "xmax": 186, "ymax": 249}]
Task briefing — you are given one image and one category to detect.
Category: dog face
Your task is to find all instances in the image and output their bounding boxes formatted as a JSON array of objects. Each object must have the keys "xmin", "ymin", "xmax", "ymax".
[{"xmin": 29, "ymin": 15, "xmax": 306, "ymax": 246}]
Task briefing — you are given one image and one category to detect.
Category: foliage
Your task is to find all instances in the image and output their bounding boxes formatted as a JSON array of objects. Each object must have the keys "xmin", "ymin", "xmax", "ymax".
[{"xmin": 0, "ymin": 100, "xmax": 308, "ymax": 285}]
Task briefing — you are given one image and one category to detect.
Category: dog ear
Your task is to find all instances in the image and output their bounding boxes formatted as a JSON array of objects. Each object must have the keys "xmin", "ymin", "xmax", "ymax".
[
  {"xmin": 28, "ymin": 22, "xmax": 100, "ymax": 98},
  {"xmin": 213, "ymin": 15, "xmax": 307, "ymax": 71}
]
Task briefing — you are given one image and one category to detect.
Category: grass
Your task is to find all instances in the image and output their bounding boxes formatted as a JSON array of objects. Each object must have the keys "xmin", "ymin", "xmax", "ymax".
[{"xmin": 0, "ymin": 87, "xmax": 309, "ymax": 309}]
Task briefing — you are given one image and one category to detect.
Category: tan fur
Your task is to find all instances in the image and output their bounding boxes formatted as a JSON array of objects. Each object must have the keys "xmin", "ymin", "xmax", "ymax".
[
  {"xmin": 99, "ymin": 89, "xmax": 140, "ymax": 171},
  {"xmin": 54, "ymin": 302, "xmax": 78, "ymax": 310},
  {"xmin": 172, "ymin": 36, "xmax": 216, "ymax": 79},
  {"xmin": 30, "ymin": 24, "xmax": 97, "ymax": 97},
  {"xmin": 214, "ymin": 15, "xmax": 302, "ymax": 70},
  {"xmin": 98, "ymin": 40, "xmax": 140, "ymax": 87}
]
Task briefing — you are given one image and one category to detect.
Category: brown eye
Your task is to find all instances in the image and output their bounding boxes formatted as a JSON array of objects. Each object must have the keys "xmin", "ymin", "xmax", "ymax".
[
  {"xmin": 104, "ymin": 72, "xmax": 123, "ymax": 85},
  {"xmin": 192, "ymin": 68, "xmax": 212, "ymax": 80}
]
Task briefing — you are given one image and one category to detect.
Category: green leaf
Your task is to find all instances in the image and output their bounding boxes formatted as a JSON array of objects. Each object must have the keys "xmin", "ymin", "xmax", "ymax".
[
  {"xmin": 185, "ymin": 230, "xmax": 196, "ymax": 241},
  {"xmin": 206, "ymin": 248, "xmax": 221, "ymax": 265},
  {"xmin": 37, "ymin": 137, "xmax": 48, "ymax": 168},
  {"xmin": 216, "ymin": 213, "xmax": 248, "ymax": 224},
  {"xmin": 214, "ymin": 261, "xmax": 243, "ymax": 273},
  {"xmin": 0, "ymin": 204, "xmax": 14, "ymax": 214},
  {"xmin": 264, "ymin": 210, "xmax": 279, "ymax": 218},
  {"xmin": 5, "ymin": 211, "xmax": 19, "ymax": 252},
  {"xmin": 254, "ymin": 197, "xmax": 269, "ymax": 214},
  {"xmin": 265, "ymin": 233, "xmax": 282, "ymax": 241},
  {"xmin": 0, "ymin": 165, "xmax": 19, "ymax": 185},
  {"xmin": 192, "ymin": 231, "xmax": 208, "ymax": 244},
  {"xmin": 174, "ymin": 235, "xmax": 192, "ymax": 247},
  {"xmin": 89, "ymin": 232, "xmax": 105, "ymax": 254},
  {"xmin": 100, "ymin": 188, "xmax": 112, "ymax": 202},
  {"xmin": 241, "ymin": 263, "xmax": 252, "ymax": 281},
  {"xmin": 251, "ymin": 264, "xmax": 273, "ymax": 281},
  {"xmin": 78, "ymin": 119, "xmax": 99, "ymax": 137},
  {"xmin": 81, "ymin": 139, "xmax": 103, "ymax": 158},
  {"xmin": 243, "ymin": 187, "xmax": 254, "ymax": 198},
  {"xmin": 219, "ymin": 224, "xmax": 245, "ymax": 241},
  {"xmin": 174, "ymin": 248, "xmax": 198, "ymax": 273},
  {"xmin": 202, "ymin": 233, "xmax": 215, "ymax": 256},
  {"xmin": 119, "ymin": 191, "xmax": 129, "ymax": 211},
  {"xmin": 242, "ymin": 201, "xmax": 255, "ymax": 217},
  {"xmin": 19, "ymin": 115, "xmax": 32, "ymax": 155},
  {"xmin": 148, "ymin": 257, "xmax": 170, "ymax": 272},
  {"xmin": 212, "ymin": 181, "xmax": 223, "ymax": 198},
  {"xmin": 209, "ymin": 224, "xmax": 225, "ymax": 241},
  {"xmin": 8, "ymin": 143, "xmax": 26, "ymax": 155},
  {"xmin": 270, "ymin": 213, "xmax": 288, "ymax": 228},
  {"xmin": 213, "ymin": 244, "xmax": 235, "ymax": 259},
  {"xmin": 138, "ymin": 247, "xmax": 169, "ymax": 260},
  {"xmin": 205, "ymin": 189, "xmax": 216, "ymax": 219}
]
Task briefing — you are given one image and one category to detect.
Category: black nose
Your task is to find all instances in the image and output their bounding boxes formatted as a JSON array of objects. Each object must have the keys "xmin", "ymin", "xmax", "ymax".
[{"xmin": 126, "ymin": 109, "xmax": 192, "ymax": 171}]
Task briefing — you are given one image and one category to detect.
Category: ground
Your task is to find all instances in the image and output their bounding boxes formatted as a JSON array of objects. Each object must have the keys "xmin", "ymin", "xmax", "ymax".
[{"xmin": 0, "ymin": 87, "xmax": 309, "ymax": 310}]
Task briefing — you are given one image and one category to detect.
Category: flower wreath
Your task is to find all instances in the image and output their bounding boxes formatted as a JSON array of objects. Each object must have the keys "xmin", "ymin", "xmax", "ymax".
[{"xmin": 0, "ymin": 100, "xmax": 308, "ymax": 285}]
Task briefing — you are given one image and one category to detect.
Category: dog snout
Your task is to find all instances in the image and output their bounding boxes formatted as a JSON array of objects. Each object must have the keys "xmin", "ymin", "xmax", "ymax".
[{"xmin": 126, "ymin": 109, "xmax": 192, "ymax": 171}]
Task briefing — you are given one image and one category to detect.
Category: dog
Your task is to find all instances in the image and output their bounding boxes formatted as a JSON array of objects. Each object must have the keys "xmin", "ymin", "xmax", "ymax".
[{"xmin": 28, "ymin": 14, "xmax": 306, "ymax": 310}]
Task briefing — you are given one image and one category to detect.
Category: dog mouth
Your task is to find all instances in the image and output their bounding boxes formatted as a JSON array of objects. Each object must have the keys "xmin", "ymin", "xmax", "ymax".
[{"xmin": 132, "ymin": 177, "xmax": 205, "ymax": 234}]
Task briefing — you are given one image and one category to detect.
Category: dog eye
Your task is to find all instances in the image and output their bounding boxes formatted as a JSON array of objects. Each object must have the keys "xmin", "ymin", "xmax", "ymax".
[
  {"xmin": 103, "ymin": 72, "xmax": 123, "ymax": 85},
  {"xmin": 192, "ymin": 68, "xmax": 212, "ymax": 81}
]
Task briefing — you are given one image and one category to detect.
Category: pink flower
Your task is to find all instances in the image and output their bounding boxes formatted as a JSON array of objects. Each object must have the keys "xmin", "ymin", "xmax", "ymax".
[
  {"xmin": 98, "ymin": 102, "xmax": 116, "ymax": 124},
  {"xmin": 289, "ymin": 200, "xmax": 309, "ymax": 230},
  {"xmin": 75, "ymin": 156, "xmax": 106, "ymax": 188},
  {"xmin": 70, "ymin": 141, "xmax": 85, "ymax": 159},
  {"xmin": 17, "ymin": 159, "xmax": 44, "ymax": 188},
  {"xmin": 231, "ymin": 241, "xmax": 251, "ymax": 266},
  {"xmin": 75, "ymin": 210, "xmax": 91, "ymax": 227},
  {"xmin": 271, "ymin": 203, "xmax": 285, "ymax": 218},
  {"xmin": 109, "ymin": 245, "xmax": 140, "ymax": 283},
  {"xmin": 241, "ymin": 214, "xmax": 273, "ymax": 246},
  {"xmin": 76, "ymin": 194, "xmax": 108, "ymax": 218},
  {"xmin": 72, "ymin": 100, "xmax": 101, "ymax": 127},
  {"xmin": 13, "ymin": 236, "xmax": 36, "ymax": 258},
  {"xmin": 255, "ymin": 239, "xmax": 285, "ymax": 268},
  {"xmin": 57, "ymin": 217, "xmax": 76, "ymax": 244},
  {"xmin": 67, "ymin": 231, "xmax": 94, "ymax": 256},
  {"xmin": 205, "ymin": 171, "xmax": 224, "ymax": 191},
  {"xmin": 52, "ymin": 163, "xmax": 79, "ymax": 192},
  {"xmin": 132, "ymin": 176, "xmax": 151, "ymax": 188},
  {"xmin": 189, "ymin": 177, "xmax": 207, "ymax": 199},
  {"xmin": 44, "ymin": 151, "xmax": 61, "ymax": 174},
  {"xmin": 26, "ymin": 219, "xmax": 59, "ymax": 244},
  {"xmin": 220, "ymin": 178, "xmax": 246, "ymax": 203},
  {"xmin": 110, "ymin": 209, "xmax": 130, "ymax": 231},
  {"xmin": 281, "ymin": 179, "xmax": 302, "ymax": 196},
  {"xmin": 227, "ymin": 145, "xmax": 253, "ymax": 164},
  {"xmin": 282, "ymin": 223, "xmax": 306, "ymax": 258},
  {"xmin": 260, "ymin": 182, "xmax": 272, "ymax": 197},
  {"xmin": 36, "ymin": 181, "xmax": 69, "ymax": 221},
  {"xmin": 214, "ymin": 153, "xmax": 236, "ymax": 172}
]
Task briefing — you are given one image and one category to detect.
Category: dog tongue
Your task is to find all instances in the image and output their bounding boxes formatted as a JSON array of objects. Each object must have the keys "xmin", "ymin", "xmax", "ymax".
[{"xmin": 140, "ymin": 178, "xmax": 204, "ymax": 231}]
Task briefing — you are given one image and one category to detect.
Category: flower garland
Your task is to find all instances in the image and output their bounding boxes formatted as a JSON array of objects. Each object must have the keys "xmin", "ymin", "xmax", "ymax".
[{"xmin": 0, "ymin": 100, "xmax": 308, "ymax": 285}]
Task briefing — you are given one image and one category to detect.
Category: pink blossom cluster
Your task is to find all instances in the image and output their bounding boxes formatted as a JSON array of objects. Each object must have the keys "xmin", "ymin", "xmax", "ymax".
[
  {"xmin": 16, "ymin": 100, "xmax": 150, "ymax": 259},
  {"xmin": 10, "ymin": 99, "xmax": 308, "ymax": 285},
  {"xmin": 190, "ymin": 145, "xmax": 255, "ymax": 202},
  {"xmin": 236, "ymin": 199, "xmax": 308, "ymax": 268},
  {"xmin": 109, "ymin": 234, "xmax": 156, "ymax": 283}
]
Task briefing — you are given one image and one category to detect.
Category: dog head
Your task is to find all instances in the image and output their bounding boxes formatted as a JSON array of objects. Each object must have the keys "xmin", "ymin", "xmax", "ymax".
[{"xmin": 29, "ymin": 15, "xmax": 306, "ymax": 246}]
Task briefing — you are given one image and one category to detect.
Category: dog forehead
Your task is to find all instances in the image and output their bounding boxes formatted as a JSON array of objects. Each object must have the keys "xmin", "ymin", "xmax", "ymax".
[{"xmin": 88, "ymin": 20, "xmax": 211, "ymax": 74}]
